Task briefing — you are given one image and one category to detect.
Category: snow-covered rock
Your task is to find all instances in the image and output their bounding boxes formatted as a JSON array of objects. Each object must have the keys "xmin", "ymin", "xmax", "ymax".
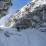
[
  {"xmin": 3, "ymin": 0, "xmax": 46, "ymax": 29},
  {"xmin": 0, "ymin": 0, "xmax": 12, "ymax": 18}
]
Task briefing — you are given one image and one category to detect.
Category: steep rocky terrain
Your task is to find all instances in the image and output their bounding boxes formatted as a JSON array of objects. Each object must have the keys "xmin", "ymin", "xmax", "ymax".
[
  {"xmin": 4, "ymin": 0, "xmax": 46, "ymax": 29},
  {"xmin": 0, "ymin": 0, "xmax": 12, "ymax": 18}
]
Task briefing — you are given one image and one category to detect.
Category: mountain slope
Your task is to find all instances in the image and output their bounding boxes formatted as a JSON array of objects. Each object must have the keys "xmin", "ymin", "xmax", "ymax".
[
  {"xmin": 3, "ymin": 0, "xmax": 46, "ymax": 29},
  {"xmin": 0, "ymin": 0, "xmax": 46, "ymax": 46}
]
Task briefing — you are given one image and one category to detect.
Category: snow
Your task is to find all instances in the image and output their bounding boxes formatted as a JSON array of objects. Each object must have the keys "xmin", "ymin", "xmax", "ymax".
[
  {"xmin": 0, "ymin": 0, "xmax": 46, "ymax": 46},
  {"xmin": 0, "ymin": 27, "xmax": 46, "ymax": 46}
]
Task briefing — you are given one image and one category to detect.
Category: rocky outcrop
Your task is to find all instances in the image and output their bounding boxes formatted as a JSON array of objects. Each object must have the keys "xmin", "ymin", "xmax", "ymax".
[
  {"xmin": 3, "ymin": 0, "xmax": 46, "ymax": 29},
  {"xmin": 0, "ymin": 0, "xmax": 12, "ymax": 18}
]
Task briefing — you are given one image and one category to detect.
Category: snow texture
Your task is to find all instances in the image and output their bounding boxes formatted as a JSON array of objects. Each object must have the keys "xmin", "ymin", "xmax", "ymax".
[{"xmin": 0, "ymin": 27, "xmax": 46, "ymax": 46}]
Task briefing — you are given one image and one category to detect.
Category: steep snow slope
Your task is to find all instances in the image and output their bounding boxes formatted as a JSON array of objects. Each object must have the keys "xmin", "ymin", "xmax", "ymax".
[{"xmin": 0, "ymin": 28, "xmax": 46, "ymax": 46}]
